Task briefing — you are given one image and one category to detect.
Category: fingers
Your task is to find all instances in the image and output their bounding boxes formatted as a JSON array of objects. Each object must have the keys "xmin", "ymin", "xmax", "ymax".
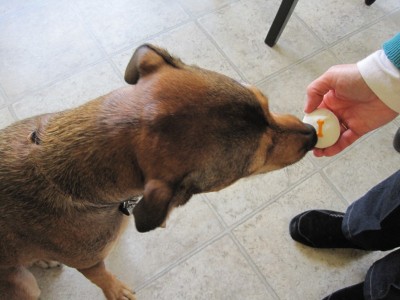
[
  {"xmin": 305, "ymin": 74, "xmax": 333, "ymax": 113},
  {"xmin": 304, "ymin": 65, "xmax": 343, "ymax": 113},
  {"xmin": 312, "ymin": 129, "xmax": 360, "ymax": 157}
]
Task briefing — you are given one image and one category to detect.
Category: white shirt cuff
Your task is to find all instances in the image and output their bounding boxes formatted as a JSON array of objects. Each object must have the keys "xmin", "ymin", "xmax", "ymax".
[{"xmin": 357, "ymin": 50, "xmax": 400, "ymax": 114}]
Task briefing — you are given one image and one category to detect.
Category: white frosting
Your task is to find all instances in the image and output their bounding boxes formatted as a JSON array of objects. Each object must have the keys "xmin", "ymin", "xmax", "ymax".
[{"xmin": 303, "ymin": 108, "xmax": 340, "ymax": 148}]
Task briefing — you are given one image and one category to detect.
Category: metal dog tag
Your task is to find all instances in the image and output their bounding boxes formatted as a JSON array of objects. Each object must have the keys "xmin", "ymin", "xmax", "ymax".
[{"xmin": 119, "ymin": 196, "xmax": 141, "ymax": 216}]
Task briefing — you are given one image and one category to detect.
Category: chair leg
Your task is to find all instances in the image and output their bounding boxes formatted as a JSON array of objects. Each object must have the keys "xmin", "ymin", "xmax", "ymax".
[
  {"xmin": 265, "ymin": 0, "xmax": 299, "ymax": 47},
  {"xmin": 365, "ymin": 0, "xmax": 376, "ymax": 5}
]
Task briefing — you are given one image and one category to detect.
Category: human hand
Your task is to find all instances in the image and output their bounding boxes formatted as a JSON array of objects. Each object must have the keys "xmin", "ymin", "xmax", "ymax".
[{"xmin": 305, "ymin": 64, "xmax": 398, "ymax": 157}]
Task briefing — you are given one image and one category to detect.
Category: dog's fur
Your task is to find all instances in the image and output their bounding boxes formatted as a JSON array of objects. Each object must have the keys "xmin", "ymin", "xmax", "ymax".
[{"xmin": 0, "ymin": 44, "xmax": 317, "ymax": 299}]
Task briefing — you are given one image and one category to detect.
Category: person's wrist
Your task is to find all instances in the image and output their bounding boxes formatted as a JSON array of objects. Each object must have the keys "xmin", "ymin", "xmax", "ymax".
[{"xmin": 357, "ymin": 50, "xmax": 400, "ymax": 114}]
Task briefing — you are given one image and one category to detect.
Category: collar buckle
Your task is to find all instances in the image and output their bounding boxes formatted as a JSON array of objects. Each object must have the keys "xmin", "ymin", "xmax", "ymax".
[{"xmin": 119, "ymin": 196, "xmax": 141, "ymax": 216}]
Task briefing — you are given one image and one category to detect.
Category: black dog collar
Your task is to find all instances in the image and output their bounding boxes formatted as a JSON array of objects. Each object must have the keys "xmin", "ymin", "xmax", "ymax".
[{"xmin": 119, "ymin": 196, "xmax": 141, "ymax": 216}]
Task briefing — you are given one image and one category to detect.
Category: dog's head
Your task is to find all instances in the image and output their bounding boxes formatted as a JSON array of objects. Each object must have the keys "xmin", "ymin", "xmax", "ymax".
[{"xmin": 124, "ymin": 44, "xmax": 317, "ymax": 232}]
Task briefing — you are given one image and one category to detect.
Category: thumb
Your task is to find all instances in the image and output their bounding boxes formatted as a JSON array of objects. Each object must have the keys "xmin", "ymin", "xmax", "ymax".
[{"xmin": 305, "ymin": 72, "xmax": 335, "ymax": 113}]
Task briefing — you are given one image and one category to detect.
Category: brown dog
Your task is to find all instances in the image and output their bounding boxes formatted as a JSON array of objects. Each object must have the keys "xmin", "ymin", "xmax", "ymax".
[{"xmin": 0, "ymin": 44, "xmax": 317, "ymax": 299}]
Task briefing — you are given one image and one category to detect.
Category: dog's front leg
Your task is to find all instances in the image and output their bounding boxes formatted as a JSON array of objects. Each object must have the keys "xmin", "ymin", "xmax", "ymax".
[
  {"xmin": 0, "ymin": 266, "xmax": 41, "ymax": 300},
  {"xmin": 78, "ymin": 261, "xmax": 135, "ymax": 300}
]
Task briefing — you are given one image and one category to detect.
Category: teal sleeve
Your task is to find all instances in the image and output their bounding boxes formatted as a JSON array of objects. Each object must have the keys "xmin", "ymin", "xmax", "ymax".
[{"xmin": 383, "ymin": 33, "xmax": 400, "ymax": 69}]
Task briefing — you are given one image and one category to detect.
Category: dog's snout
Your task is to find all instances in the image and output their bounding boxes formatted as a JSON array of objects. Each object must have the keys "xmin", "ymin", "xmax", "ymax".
[{"xmin": 303, "ymin": 123, "xmax": 318, "ymax": 151}]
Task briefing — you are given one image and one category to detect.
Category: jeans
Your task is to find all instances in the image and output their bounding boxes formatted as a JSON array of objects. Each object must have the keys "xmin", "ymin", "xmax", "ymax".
[{"xmin": 342, "ymin": 170, "xmax": 400, "ymax": 300}]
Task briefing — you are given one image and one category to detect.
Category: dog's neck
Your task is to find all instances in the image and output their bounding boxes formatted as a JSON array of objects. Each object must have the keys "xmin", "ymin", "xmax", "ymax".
[{"xmin": 32, "ymin": 97, "xmax": 144, "ymax": 205}]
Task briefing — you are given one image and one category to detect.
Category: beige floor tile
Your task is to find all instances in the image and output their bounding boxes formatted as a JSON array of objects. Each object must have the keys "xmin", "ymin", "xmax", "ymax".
[
  {"xmin": 112, "ymin": 22, "xmax": 240, "ymax": 81},
  {"xmin": 374, "ymin": 0, "xmax": 400, "ymax": 13},
  {"xmin": 198, "ymin": 0, "xmax": 322, "ymax": 83},
  {"xmin": 12, "ymin": 62, "xmax": 123, "ymax": 120},
  {"xmin": 388, "ymin": 10, "xmax": 400, "ymax": 26},
  {"xmin": 331, "ymin": 18, "xmax": 399, "ymax": 63},
  {"xmin": 136, "ymin": 235, "xmax": 272, "ymax": 300},
  {"xmin": 106, "ymin": 197, "xmax": 224, "ymax": 286},
  {"xmin": 234, "ymin": 173, "xmax": 387, "ymax": 299},
  {"xmin": 0, "ymin": 0, "xmax": 27, "ymax": 15},
  {"xmin": 73, "ymin": 0, "xmax": 188, "ymax": 54},
  {"xmin": 0, "ymin": 2, "xmax": 104, "ymax": 99},
  {"xmin": 31, "ymin": 265, "xmax": 104, "ymax": 300},
  {"xmin": 0, "ymin": 0, "xmax": 50, "ymax": 15},
  {"xmin": 0, "ymin": 107, "xmax": 14, "ymax": 129},
  {"xmin": 206, "ymin": 156, "xmax": 315, "ymax": 226},
  {"xmin": 1, "ymin": 1, "xmax": 399, "ymax": 299},
  {"xmin": 324, "ymin": 122, "xmax": 400, "ymax": 202},
  {"xmin": 308, "ymin": 136, "xmax": 368, "ymax": 168},
  {"xmin": 296, "ymin": 0, "xmax": 384, "ymax": 44},
  {"xmin": 259, "ymin": 51, "xmax": 339, "ymax": 118},
  {"xmin": 32, "ymin": 197, "xmax": 223, "ymax": 299},
  {"xmin": 0, "ymin": 93, "xmax": 5, "ymax": 108},
  {"xmin": 176, "ymin": 0, "xmax": 238, "ymax": 16}
]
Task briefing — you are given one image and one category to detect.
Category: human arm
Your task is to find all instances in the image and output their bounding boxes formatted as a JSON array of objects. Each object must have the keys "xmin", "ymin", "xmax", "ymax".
[{"xmin": 305, "ymin": 33, "xmax": 400, "ymax": 157}]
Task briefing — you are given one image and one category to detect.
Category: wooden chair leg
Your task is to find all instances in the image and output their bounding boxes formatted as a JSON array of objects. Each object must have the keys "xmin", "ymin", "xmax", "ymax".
[{"xmin": 265, "ymin": 0, "xmax": 299, "ymax": 47}]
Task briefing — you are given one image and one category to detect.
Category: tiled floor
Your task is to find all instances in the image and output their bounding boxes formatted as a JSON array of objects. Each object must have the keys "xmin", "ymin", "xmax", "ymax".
[{"xmin": 1, "ymin": 0, "xmax": 400, "ymax": 299}]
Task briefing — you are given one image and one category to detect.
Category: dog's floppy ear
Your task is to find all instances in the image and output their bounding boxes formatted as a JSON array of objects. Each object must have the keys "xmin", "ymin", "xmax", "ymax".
[
  {"xmin": 133, "ymin": 179, "xmax": 173, "ymax": 233},
  {"xmin": 124, "ymin": 44, "xmax": 182, "ymax": 84}
]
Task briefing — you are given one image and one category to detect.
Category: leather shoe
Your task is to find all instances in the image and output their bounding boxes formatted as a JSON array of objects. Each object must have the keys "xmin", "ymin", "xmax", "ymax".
[
  {"xmin": 289, "ymin": 210, "xmax": 363, "ymax": 249},
  {"xmin": 322, "ymin": 282, "xmax": 364, "ymax": 300},
  {"xmin": 393, "ymin": 128, "xmax": 400, "ymax": 153}
]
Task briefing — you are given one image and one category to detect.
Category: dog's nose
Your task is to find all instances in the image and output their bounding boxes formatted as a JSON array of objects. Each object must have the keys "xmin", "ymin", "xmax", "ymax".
[{"xmin": 303, "ymin": 123, "xmax": 318, "ymax": 151}]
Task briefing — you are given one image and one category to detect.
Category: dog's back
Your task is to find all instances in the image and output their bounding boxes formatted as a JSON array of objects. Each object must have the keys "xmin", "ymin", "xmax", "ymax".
[
  {"xmin": 0, "ymin": 112, "xmax": 130, "ymax": 268},
  {"xmin": 0, "ymin": 116, "xmax": 48, "ymax": 266}
]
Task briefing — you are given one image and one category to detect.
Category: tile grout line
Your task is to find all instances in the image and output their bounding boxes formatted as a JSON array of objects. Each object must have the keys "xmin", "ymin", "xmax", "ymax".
[
  {"xmin": 257, "ymin": 5, "xmax": 400, "ymax": 87},
  {"xmin": 254, "ymin": 46, "xmax": 327, "ymax": 87},
  {"xmin": 1, "ymin": 0, "xmax": 113, "ymax": 108},
  {"xmin": 292, "ymin": 13, "xmax": 328, "ymax": 50},
  {"xmin": 107, "ymin": 17, "xmax": 193, "ymax": 58},
  {"xmin": 173, "ymin": 0, "xmax": 241, "ymax": 21},
  {"xmin": 251, "ymin": 9, "xmax": 329, "ymax": 86},
  {"xmin": 8, "ymin": 57, "xmax": 110, "ymax": 110},
  {"xmin": 66, "ymin": 1, "xmax": 126, "ymax": 84},
  {"xmin": 133, "ymin": 193, "xmax": 255, "ymax": 293},
  {"xmin": 133, "ymin": 229, "xmax": 231, "ymax": 292},
  {"xmin": 0, "ymin": 82, "xmax": 18, "ymax": 123},
  {"xmin": 204, "ymin": 197, "xmax": 281, "ymax": 299},
  {"xmin": 321, "ymin": 7, "xmax": 400, "ymax": 50},
  {"xmin": 319, "ymin": 170, "xmax": 350, "ymax": 207},
  {"xmin": 134, "ymin": 181, "xmax": 284, "ymax": 295},
  {"xmin": 224, "ymin": 169, "xmax": 322, "ymax": 231},
  {"xmin": 316, "ymin": 124, "xmax": 399, "ymax": 207},
  {"xmin": 194, "ymin": 19, "xmax": 249, "ymax": 82},
  {"xmin": 228, "ymin": 232, "xmax": 281, "ymax": 299}
]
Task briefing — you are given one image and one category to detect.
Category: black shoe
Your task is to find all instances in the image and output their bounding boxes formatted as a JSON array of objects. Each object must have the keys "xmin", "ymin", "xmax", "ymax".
[
  {"xmin": 365, "ymin": 0, "xmax": 376, "ymax": 6},
  {"xmin": 393, "ymin": 128, "xmax": 400, "ymax": 153},
  {"xmin": 322, "ymin": 282, "xmax": 364, "ymax": 300},
  {"xmin": 289, "ymin": 210, "xmax": 363, "ymax": 249}
]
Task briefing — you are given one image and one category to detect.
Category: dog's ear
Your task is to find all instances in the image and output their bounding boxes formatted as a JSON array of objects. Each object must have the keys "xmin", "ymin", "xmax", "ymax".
[
  {"xmin": 133, "ymin": 179, "xmax": 173, "ymax": 233},
  {"xmin": 124, "ymin": 44, "xmax": 183, "ymax": 84}
]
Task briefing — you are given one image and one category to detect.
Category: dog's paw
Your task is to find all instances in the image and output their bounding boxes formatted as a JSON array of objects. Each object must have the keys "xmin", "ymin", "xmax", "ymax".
[
  {"xmin": 104, "ymin": 279, "xmax": 136, "ymax": 300},
  {"xmin": 33, "ymin": 260, "xmax": 63, "ymax": 269}
]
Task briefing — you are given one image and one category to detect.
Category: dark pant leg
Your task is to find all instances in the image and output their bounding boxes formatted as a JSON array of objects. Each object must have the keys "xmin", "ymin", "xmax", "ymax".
[
  {"xmin": 342, "ymin": 170, "xmax": 400, "ymax": 251},
  {"xmin": 364, "ymin": 249, "xmax": 400, "ymax": 300}
]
